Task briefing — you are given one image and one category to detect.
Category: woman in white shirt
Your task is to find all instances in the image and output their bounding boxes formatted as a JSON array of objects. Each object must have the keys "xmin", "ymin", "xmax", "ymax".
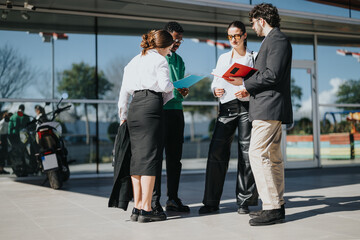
[
  {"xmin": 199, "ymin": 21, "xmax": 258, "ymax": 215},
  {"xmin": 118, "ymin": 30, "xmax": 174, "ymax": 223}
]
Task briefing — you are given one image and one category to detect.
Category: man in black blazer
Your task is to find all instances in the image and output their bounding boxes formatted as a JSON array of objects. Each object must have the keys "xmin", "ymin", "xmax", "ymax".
[{"xmin": 226, "ymin": 3, "xmax": 292, "ymax": 226}]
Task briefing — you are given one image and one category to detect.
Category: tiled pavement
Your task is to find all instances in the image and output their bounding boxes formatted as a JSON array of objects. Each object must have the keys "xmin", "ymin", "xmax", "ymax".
[{"xmin": 1, "ymin": 166, "xmax": 360, "ymax": 240}]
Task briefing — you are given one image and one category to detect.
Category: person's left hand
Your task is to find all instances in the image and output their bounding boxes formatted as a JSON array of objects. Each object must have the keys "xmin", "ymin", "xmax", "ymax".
[
  {"xmin": 177, "ymin": 88, "xmax": 189, "ymax": 97},
  {"xmin": 226, "ymin": 77, "xmax": 244, "ymax": 86},
  {"xmin": 235, "ymin": 89, "xmax": 249, "ymax": 99}
]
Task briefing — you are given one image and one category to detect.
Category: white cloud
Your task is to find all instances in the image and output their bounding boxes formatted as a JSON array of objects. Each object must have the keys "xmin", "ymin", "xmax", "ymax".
[{"xmin": 294, "ymin": 77, "xmax": 345, "ymax": 120}]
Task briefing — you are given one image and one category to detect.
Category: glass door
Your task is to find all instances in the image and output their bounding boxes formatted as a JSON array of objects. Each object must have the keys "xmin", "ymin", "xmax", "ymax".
[{"xmin": 282, "ymin": 60, "xmax": 320, "ymax": 168}]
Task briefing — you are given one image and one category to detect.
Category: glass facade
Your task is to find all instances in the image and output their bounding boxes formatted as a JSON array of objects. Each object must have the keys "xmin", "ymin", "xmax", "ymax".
[
  {"xmin": 317, "ymin": 45, "xmax": 360, "ymax": 167},
  {"xmin": 1, "ymin": 0, "xmax": 360, "ymax": 176}
]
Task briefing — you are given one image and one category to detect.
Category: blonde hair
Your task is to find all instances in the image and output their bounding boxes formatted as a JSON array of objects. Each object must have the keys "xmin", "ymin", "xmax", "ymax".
[{"xmin": 140, "ymin": 29, "xmax": 174, "ymax": 56}]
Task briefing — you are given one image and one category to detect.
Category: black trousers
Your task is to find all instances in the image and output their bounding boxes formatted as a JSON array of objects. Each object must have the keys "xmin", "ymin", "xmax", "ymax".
[
  {"xmin": 203, "ymin": 99, "xmax": 258, "ymax": 207},
  {"xmin": 153, "ymin": 109, "xmax": 184, "ymax": 204},
  {"xmin": 0, "ymin": 134, "xmax": 8, "ymax": 167}
]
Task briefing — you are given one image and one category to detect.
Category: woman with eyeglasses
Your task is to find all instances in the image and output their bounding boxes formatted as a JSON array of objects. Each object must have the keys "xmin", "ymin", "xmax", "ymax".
[{"xmin": 199, "ymin": 21, "xmax": 258, "ymax": 215}]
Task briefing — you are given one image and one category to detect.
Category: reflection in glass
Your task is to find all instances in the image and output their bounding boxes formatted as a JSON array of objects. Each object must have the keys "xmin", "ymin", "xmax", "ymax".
[{"xmin": 286, "ymin": 69, "xmax": 314, "ymax": 161}]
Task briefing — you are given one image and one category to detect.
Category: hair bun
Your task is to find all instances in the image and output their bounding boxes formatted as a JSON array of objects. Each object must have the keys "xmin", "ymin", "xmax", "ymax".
[{"xmin": 140, "ymin": 29, "xmax": 174, "ymax": 55}]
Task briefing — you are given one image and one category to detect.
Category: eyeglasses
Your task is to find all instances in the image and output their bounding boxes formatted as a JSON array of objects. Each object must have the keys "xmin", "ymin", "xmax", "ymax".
[
  {"xmin": 174, "ymin": 39, "xmax": 184, "ymax": 44},
  {"xmin": 227, "ymin": 34, "xmax": 243, "ymax": 41},
  {"xmin": 250, "ymin": 18, "xmax": 261, "ymax": 26}
]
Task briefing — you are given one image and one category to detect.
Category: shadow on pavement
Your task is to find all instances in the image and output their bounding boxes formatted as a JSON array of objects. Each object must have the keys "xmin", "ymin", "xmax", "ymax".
[{"xmin": 10, "ymin": 166, "xmax": 360, "ymax": 223}]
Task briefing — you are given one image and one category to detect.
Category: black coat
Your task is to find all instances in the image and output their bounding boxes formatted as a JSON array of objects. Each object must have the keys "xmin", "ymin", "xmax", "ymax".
[
  {"xmin": 245, "ymin": 28, "xmax": 293, "ymax": 124},
  {"xmin": 108, "ymin": 122, "xmax": 133, "ymax": 210}
]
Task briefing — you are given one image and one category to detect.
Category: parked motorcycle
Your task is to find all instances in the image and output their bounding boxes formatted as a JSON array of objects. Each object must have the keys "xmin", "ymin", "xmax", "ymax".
[{"xmin": 32, "ymin": 98, "xmax": 71, "ymax": 189}]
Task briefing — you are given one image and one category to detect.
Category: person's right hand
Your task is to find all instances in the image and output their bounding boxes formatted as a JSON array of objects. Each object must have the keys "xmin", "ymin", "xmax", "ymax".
[
  {"xmin": 214, "ymin": 88, "xmax": 225, "ymax": 97},
  {"xmin": 227, "ymin": 77, "xmax": 244, "ymax": 86},
  {"xmin": 235, "ymin": 89, "xmax": 249, "ymax": 99}
]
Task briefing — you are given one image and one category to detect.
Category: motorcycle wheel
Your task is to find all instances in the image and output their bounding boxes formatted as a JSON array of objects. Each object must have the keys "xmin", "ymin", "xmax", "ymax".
[
  {"xmin": 47, "ymin": 170, "xmax": 63, "ymax": 189},
  {"xmin": 61, "ymin": 165, "xmax": 70, "ymax": 182}
]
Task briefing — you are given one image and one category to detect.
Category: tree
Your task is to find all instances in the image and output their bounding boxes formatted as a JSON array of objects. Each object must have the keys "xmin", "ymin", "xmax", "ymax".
[
  {"xmin": 103, "ymin": 57, "xmax": 128, "ymax": 122},
  {"xmin": 184, "ymin": 76, "xmax": 216, "ymax": 141},
  {"xmin": 336, "ymin": 79, "xmax": 360, "ymax": 110},
  {"xmin": 291, "ymin": 77, "xmax": 302, "ymax": 110},
  {"xmin": 288, "ymin": 117, "xmax": 312, "ymax": 135},
  {"xmin": 58, "ymin": 62, "xmax": 113, "ymax": 144},
  {"xmin": 0, "ymin": 45, "xmax": 34, "ymax": 111}
]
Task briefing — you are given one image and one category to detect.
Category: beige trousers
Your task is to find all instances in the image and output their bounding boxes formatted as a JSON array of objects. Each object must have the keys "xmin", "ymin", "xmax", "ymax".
[{"xmin": 249, "ymin": 120, "xmax": 284, "ymax": 210}]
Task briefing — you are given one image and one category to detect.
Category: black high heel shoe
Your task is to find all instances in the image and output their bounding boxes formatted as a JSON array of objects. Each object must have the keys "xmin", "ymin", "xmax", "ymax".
[
  {"xmin": 138, "ymin": 209, "xmax": 167, "ymax": 223},
  {"xmin": 130, "ymin": 208, "xmax": 140, "ymax": 222}
]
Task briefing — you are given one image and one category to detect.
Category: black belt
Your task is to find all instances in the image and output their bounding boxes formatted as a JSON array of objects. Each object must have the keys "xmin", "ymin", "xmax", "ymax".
[
  {"xmin": 134, "ymin": 89, "xmax": 162, "ymax": 97},
  {"xmin": 219, "ymin": 99, "xmax": 249, "ymax": 115}
]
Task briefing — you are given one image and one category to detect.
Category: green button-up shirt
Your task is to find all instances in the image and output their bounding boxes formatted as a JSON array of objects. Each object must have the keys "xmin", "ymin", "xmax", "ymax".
[{"xmin": 164, "ymin": 52, "xmax": 185, "ymax": 110}]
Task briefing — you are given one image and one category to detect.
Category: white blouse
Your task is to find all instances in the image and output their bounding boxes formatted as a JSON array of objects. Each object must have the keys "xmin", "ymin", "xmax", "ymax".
[
  {"xmin": 118, "ymin": 49, "xmax": 174, "ymax": 120},
  {"xmin": 211, "ymin": 48, "xmax": 257, "ymax": 104}
]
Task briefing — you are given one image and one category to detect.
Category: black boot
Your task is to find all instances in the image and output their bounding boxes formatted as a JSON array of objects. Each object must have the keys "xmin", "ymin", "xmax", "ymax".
[
  {"xmin": 249, "ymin": 208, "xmax": 285, "ymax": 226},
  {"xmin": 249, "ymin": 204, "xmax": 285, "ymax": 219},
  {"xmin": 152, "ymin": 201, "xmax": 164, "ymax": 214},
  {"xmin": 166, "ymin": 198, "xmax": 190, "ymax": 212},
  {"xmin": 198, "ymin": 205, "xmax": 219, "ymax": 214}
]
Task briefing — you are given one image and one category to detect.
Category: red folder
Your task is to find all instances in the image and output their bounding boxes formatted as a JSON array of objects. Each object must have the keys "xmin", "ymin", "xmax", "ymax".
[{"xmin": 211, "ymin": 63, "xmax": 257, "ymax": 81}]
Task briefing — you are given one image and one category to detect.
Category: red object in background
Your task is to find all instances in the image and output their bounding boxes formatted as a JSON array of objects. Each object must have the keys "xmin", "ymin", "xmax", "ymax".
[
  {"xmin": 39, "ymin": 32, "xmax": 68, "ymax": 42},
  {"xmin": 336, "ymin": 49, "xmax": 360, "ymax": 62}
]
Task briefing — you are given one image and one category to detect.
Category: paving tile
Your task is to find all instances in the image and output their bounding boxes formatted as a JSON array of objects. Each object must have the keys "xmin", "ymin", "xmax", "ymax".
[{"xmin": 1, "ymin": 167, "xmax": 360, "ymax": 240}]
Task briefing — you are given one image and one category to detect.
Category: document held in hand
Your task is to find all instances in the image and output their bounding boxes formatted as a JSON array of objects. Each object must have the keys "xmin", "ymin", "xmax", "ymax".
[
  {"xmin": 173, "ymin": 75, "xmax": 205, "ymax": 89},
  {"xmin": 211, "ymin": 63, "xmax": 257, "ymax": 81}
]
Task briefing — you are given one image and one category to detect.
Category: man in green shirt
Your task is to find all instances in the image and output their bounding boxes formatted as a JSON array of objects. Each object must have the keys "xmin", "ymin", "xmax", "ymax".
[
  {"xmin": 152, "ymin": 22, "xmax": 190, "ymax": 213},
  {"xmin": 8, "ymin": 104, "xmax": 30, "ymax": 135}
]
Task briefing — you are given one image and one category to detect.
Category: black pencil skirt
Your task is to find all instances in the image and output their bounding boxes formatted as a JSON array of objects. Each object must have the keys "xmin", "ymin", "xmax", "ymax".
[{"xmin": 127, "ymin": 89, "xmax": 164, "ymax": 176}]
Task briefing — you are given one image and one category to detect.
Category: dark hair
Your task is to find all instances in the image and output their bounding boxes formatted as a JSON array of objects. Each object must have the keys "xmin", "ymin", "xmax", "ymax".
[
  {"xmin": 18, "ymin": 104, "xmax": 25, "ymax": 111},
  {"xmin": 164, "ymin": 21, "xmax": 184, "ymax": 33},
  {"xmin": 227, "ymin": 20, "xmax": 247, "ymax": 47},
  {"xmin": 140, "ymin": 29, "xmax": 174, "ymax": 56},
  {"xmin": 34, "ymin": 105, "xmax": 45, "ymax": 115},
  {"xmin": 0, "ymin": 110, "xmax": 8, "ymax": 120},
  {"xmin": 0, "ymin": 111, "xmax": 10, "ymax": 121},
  {"xmin": 249, "ymin": 3, "xmax": 281, "ymax": 28}
]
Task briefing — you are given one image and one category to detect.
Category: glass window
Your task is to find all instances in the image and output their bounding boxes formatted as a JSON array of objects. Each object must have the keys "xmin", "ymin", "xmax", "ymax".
[
  {"xmin": 56, "ymin": 34, "xmax": 96, "ymax": 99},
  {"xmin": 0, "ymin": 30, "xmax": 52, "ymax": 101},
  {"xmin": 317, "ymin": 45, "xmax": 360, "ymax": 166},
  {"xmin": 351, "ymin": 8, "xmax": 360, "ymax": 19}
]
